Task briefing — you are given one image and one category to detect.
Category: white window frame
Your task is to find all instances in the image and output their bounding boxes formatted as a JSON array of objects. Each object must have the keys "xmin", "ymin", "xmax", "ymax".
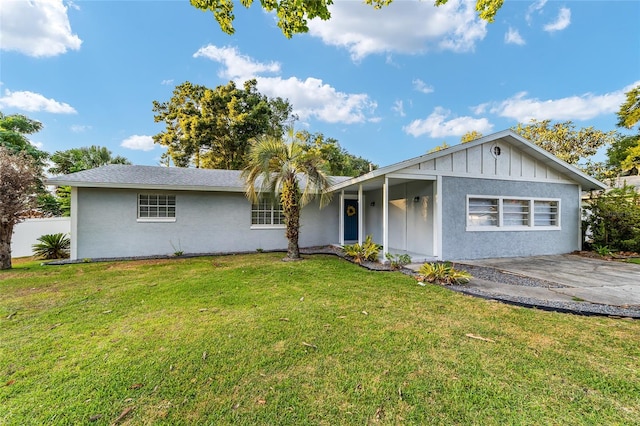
[
  {"xmin": 466, "ymin": 195, "xmax": 560, "ymax": 232},
  {"xmin": 137, "ymin": 194, "xmax": 176, "ymax": 223},
  {"xmin": 250, "ymin": 196, "xmax": 285, "ymax": 229}
]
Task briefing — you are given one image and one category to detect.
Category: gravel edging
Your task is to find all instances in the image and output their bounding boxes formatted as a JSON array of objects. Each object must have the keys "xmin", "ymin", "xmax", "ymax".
[{"xmin": 45, "ymin": 246, "xmax": 640, "ymax": 319}]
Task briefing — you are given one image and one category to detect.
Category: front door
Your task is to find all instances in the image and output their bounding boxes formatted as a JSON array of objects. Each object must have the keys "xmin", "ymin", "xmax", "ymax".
[{"xmin": 344, "ymin": 199, "xmax": 358, "ymax": 241}]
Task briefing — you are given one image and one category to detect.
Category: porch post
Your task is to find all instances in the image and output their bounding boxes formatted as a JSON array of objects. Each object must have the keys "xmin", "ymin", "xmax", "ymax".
[
  {"xmin": 434, "ymin": 175, "xmax": 442, "ymax": 259},
  {"xmin": 383, "ymin": 177, "xmax": 389, "ymax": 258},
  {"xmin": 70, "ymin": 187, "xmax": 78, "ymax": 260},
  {"xmin": 357, "ymin": 184, "xmax": 363, "ymax": 245},
  {"xmin": 339, "ymin": 190, "xmax": 345, "ymax": 246}
]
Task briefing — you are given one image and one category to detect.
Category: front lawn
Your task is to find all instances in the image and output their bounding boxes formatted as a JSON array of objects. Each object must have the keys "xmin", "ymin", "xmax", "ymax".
[{"xmin": 1, "ymin": 254, "xmax": 639, "ymax": 424}]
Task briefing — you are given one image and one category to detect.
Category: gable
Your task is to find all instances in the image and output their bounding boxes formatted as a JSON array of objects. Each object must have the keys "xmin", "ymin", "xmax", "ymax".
[{"xmin": 401, "ymin": 140, "xmax": 573, "ymax": 184}]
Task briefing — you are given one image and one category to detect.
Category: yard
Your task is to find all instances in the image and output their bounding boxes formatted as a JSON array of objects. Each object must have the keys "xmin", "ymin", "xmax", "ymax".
[{"xmin": 1, "ymin": 253, "xmax": 639, "ymax": 425}]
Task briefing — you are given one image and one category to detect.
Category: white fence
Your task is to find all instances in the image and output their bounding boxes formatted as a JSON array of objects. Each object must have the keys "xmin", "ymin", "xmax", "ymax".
[{"xmin": 11, "ymin": 217, "xmax": 71, "ymax": 258}]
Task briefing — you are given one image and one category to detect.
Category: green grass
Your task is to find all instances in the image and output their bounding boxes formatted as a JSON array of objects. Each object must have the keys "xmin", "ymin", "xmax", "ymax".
[
  {"xmin": 627, "ymin": 258, "xmax": 640, "ymax": 265},
  {"xmin": 1, "ymin": 254, "xmax": 639, "ymax": 425}
]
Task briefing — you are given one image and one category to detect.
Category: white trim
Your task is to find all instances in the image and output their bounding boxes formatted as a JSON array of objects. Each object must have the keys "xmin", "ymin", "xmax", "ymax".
[
  {"xmin": 357, "ymin": 184, "xmax": 363, "ymax": 245},
  {"xmin": 466, "ymin": 195, "xmax": 561, "ymax": 232},
  {"xmin": 339, "ymin": 190, "xmax": 345, "ymax": 246},
  {"xmin": 578, "ymin": 184, "xmax": 583, "ymax": 250},
  {"xmin": 70, "ymin": 186, "xmax": 78, "ymax": 260},
  {"xmin": 137, "ymin": 218, "xmax": 177, "ymax": 223},
  {"xmin": 386, "ymin": 172, "xmax": 437, "ymax": 180},
  {"xmin": 250, "ymin": 224, "xmax": 286, "ymax": 230}
]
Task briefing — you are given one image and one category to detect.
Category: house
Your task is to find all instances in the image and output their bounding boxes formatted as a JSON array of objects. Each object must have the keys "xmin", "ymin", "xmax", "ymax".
[{"xmin": 47, "ymin": 130, "xmax": 606, "ymax": 261}]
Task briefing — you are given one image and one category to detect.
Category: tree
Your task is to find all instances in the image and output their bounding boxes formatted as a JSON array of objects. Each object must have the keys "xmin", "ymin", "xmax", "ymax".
[
  {"xmin": 190, "ymin": 0, "xmax": 504, "ymax": 38},
  {"xmin": 297, "ymin": 130, "xmax": 376, "ymax": 177},
  {"xmin": 243, "ymin": 128, "xmax": 332, "ymax": 260},
  {"xmin": 0, "ymin": 147, "xmax": 39, "ymax": 269},
  {"xmin": 606, "ymin": 134, "xmax": 640, "ymax": 176},
  {"xmin": 584, "ymin": 185, "xmax": 640, "ymax": 252},
  {"xmin": 617, "ymin": 84, "xmax": 640, "ymax": 131},
  {"xmin": 153, "ymin": 80, "xmax": 293, "ymax": 169},
  {"xmin": 621, "ymin": 144, "xmax": 640, "ymax": 175},
  {"xmin": 49, "ymin": 146, "xmax": 130, "ymax": 175},
  {"xmin": 513, "ymin": 120, "xmax": 616, "ymax": 166},
  {"xmin": 428, "ymin": 142, "xmax": 450, "ymax": 153},
  {"xmin": 0, "ymin": 112, "xmax": 46, "ymax": 165},
  {"xmin": 461, "ymin": 130, "xmax": 483, "ymax": 143}
]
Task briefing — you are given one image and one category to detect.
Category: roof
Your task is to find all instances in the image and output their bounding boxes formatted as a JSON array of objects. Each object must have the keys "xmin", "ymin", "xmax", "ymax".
[
  {"xmin": 327, "ymin": 129, "xmax": 607, "ymax": 192},
  {"xmin": 46, "ymin": 164, "xmax": 352, "ymax": 192}
]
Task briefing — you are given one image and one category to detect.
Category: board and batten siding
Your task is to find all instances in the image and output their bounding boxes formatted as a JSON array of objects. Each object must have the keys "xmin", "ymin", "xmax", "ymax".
[
  {"xmin": 403, "ymin": 140, "xmax": 573, "ymax": 183},
  {"xmin": 73, "ymin": 187, "xmax": 338, "ymax": 260}
]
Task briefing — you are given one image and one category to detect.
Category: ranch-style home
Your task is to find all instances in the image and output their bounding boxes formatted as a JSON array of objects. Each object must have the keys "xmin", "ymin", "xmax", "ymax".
[{"xmin": 47, "ymin": 130, "xmax": 606, "ymax": 262}]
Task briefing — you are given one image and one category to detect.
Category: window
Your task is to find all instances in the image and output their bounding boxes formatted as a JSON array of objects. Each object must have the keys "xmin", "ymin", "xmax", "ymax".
[
  {"xmin": 467, "ymin": 196, "xmax": 560, "ymax": 231},
  {"xmin": 251, "ymin": 197, "xmax": 284, "ymax": 227},
  {"xmin": 138, "ymin": 194, "xmax": 176, "ymax": 221}
]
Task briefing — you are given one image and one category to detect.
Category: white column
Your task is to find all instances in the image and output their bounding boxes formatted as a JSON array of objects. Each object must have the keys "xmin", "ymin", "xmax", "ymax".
[
  {"xmin": 339, "ymin": 190, "xmax": 345, "ymax": 246},
  {"xmin": 357, "ymin": 184, "xmax": 363, "ymax": 245},
  {"xmin": 434, "ymin": 175, "xmax": 443, "ymax": 259},
  {"xmin": 382, "ymin": 177, "xmax": 389, "ymax": 258},
  {"xmin": 70, "ymin": 186, "xmax": 78, "ymax": 260},
  {"xmin": 578, "ymin": 185, "xmax": 583, "ymax": 251}
]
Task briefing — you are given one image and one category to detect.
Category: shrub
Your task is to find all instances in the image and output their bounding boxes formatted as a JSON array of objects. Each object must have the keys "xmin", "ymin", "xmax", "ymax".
[
  {"xmin": 584, "ymin": 185, "xmax": 640, "ymax": 253},
  {"xmin": 417, "ymin": 262, "xmax": 471, "ymax": 285},
  {"xmin": 342, "ymin": 235, "xmax": 382, "ymax": 264},
  {"xmin": 385, "ymin": 253, "xmax": 412, "ymax": 270},
  {"xmin": 32, "ymin": 233, "xmax": 70, "ymax": 260}
]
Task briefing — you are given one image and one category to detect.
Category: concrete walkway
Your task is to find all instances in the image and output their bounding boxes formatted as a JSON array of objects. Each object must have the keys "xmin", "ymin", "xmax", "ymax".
[{"xmin": 458, "ymin": 254, "xmax": 640, "ymax": 307}]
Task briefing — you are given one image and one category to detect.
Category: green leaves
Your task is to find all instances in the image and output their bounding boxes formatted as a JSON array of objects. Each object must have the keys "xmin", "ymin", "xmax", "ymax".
[
  {"xmin": 32, "ymin": 233, "xmax": 71, "ymax": 260},
  {"xmin": 617, "ymin": 84, "xmax": 640, "ymax": 130}
]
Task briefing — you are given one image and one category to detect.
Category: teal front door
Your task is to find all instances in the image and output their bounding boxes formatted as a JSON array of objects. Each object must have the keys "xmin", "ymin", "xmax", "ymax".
[{"xmin": 344, "ymin": 199, "xmax": 358, "ymax": 241}]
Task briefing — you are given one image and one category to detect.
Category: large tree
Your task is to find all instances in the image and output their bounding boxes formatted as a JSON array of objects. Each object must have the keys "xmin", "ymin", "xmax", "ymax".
[
  {"xmin": 153, "ymin": 80, "xmax": 293, "ymax": 169},
  {"xmin": 297, "ymin": 130, "xmax": 376, "ymax": 177},
  {"xmin": 513, "ymin": 120, "xmax": 616, "ymax": 166},
  {"xmin": 49, "ymin": 145, "xmax": 130, "ymax": 175},
  {"xmin": 617, "ymin": 84, "xmax": 640, "ymax": 131},
  {"xmin": 190, "ymin": 0, "xmax": 503, "ymax": 38},
  {"xmin": 0, "ymin": 147, "xmax": 39, "ymax": 269},
  {"xmin": 243, "ymin": 128, "xmax": 332, "ymax": 260},
  {"xmin": 0, "ymin": 112, "xmax": 47, "ymax": 166},
  {"xmin": 606, "ymin": 134, "xmax": 640, "ymax": 176}
]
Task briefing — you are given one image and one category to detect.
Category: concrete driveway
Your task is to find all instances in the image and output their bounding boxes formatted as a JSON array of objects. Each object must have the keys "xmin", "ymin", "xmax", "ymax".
[{"xmin": 459, "ymin": 254, "xmax": 640, "ymax": 307}]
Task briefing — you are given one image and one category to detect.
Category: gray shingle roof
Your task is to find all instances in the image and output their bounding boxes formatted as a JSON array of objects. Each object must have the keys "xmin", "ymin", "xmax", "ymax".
[{"xmin": 46, "ymin": 164, "xmax": 353, "ymax": 192}]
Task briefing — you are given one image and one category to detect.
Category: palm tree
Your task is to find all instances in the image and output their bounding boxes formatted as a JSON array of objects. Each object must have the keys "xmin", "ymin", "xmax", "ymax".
[{"xmin": 243, "ymin": 129, "xmax": 333, "ymax": 260}]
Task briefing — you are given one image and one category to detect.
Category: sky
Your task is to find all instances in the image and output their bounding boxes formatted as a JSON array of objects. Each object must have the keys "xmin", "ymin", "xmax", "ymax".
[{"xmin": 1, "ymin": 0, "xmax": 639, "ymax": 169}]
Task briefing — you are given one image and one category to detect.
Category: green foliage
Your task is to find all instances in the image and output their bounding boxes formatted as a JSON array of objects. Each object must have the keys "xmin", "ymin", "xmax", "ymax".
[
  {"xmin": 385, "ymin": 252, "xmax": 412, "ymax": 270},
  {"xmin": 243, "ymin": 127, "xmax": 332, "ymax": 259},
  {"xmin": 297, "ymin": 130, "xmax": 376, "ymax": 177},
  {"xmin": 0, "ymin": 112, "xmax": 47, "ymax": 166},
  {"xmin": 32, "ymin": 233, "xmax": 70, "ymax": 260},
  {"xmin": 621, "ymin": 144, "xmax": 640, "ymax": 175},
  {"xmin": 617, "ymin": 84, "xmax": 640, "ymax": 130},
  {"xmin": 460, "ymin": 130, "xmax": 483, "ymax": 143},
  {"xmin": 513, "ymin": 120, "xmax": 616, "ymax": 166},
  {"xmin": 49, "ymin": 145, "xmax": 130, "ymax": 175},
  {"xmin": 191, "ymin": 0, "xmax": 503, "ymax": 38},
  {"xmin": 342, "ymin": 235, "xmax": 382, "ymax": 264},
  {"xmin": 606, "ymin": 135, "xmax": 640, "ymax": 176},
  {"xmin": 153, "ymin": 80, "xmax": 292, "ymax": 169},
  {"xmin": 417, "ymin": 262, "xmax": 472, "ymax": 285},
  {"xmin": 584, "ymin": 185, "xmax": 640, "ymax": 252},
  {"xmin": 592, "ymin": 244, "xmax": 612, "ymax": 257},
  {"xmin": 428, "ymin": 142, "xmax": 450, "ymax": 153}
]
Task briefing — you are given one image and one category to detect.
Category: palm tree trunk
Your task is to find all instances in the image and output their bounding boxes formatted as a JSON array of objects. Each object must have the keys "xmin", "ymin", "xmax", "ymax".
[{"xmin": 282, "ymin": 178, "xmax": 301, "ymax": 259}]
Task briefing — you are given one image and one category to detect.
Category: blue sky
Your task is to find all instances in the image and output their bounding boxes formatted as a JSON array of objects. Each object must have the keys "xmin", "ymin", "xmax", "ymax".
[{"xmin": 1, "ymin": 0, "xmax": 638, "ymax": 169}]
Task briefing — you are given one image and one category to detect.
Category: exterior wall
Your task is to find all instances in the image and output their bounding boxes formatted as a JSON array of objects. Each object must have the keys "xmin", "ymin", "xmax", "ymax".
[
  {"xmin": 11, "ymin": 217, "xmax": 71, "ymax": 258},
  {"xmin": 364, "ymin": 189, "xmax": 382, "ymax": 244},
  {"xmin": 441, "ymin": 177, "xmax": 580, "ymax": 260},
  {"xmin": 74, "ymin": 188, "xmax": 338, "ymax": 260}
]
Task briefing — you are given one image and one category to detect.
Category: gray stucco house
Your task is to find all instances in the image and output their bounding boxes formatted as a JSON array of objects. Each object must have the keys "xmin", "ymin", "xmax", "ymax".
[{"xmin": 47, "ymin": 130, "xmax": 606, "ymax": 261}]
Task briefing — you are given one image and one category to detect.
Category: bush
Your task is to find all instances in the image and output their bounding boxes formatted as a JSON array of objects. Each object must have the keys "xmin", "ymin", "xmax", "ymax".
[
  {"xmin": 342, "ymin": 235, "xmax": 382, "ymax": 264},
  {"xmin": 32, "ymin": 233, "xmax": 70, "ymax": 260},
  {"xmin": 385, "ymin": 253, "xmax": 412, "ymax": 270},
  {"xmin": 584, "ymin": 185, "xmax": 640, "ymax": 253},
  {"xmin": 417, "ymin": 262, "xmax": 471, "ymax": 285}
]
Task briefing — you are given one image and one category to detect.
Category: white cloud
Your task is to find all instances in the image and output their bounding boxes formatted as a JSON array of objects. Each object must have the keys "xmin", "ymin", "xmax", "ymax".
[
  {"xmin": 194, "ymin": 44, "xmax": 377, "ymax": 124},
  {"xmin": 489, "ymin": 82, "xmax": 640, "ymax": 122},
  {"xmin": 505, "ymin": 27, "xmax": 525, "ymax": 45},
  {"xmin": 0, "ymin": 0, "xmax": 82, "ymax": 57},
  {"xmin": 121, "ymin": 135, "xmax": 155, "ymax": 151},
  {"xmin": 0, "ymin": 89, "xmax": 76, "ymax": 114},
  {"xmin": 307, "ymin": 0, "xmax": 487, "ymax": 61},
  {"xmin": 70, "ymin": 124, "xmax": 91, "ymax": 133},
  {"xmin": 403, "ymin": 107, "xmax": 493, "ymax": 138},
  {"xmin": 544, "ymin": 7, "xmax": 571, "ymax": 32},
  {"xmin": 413, "ymin": 79, "xmax": 434, "ymax": 95},
  {"xmin": 526, "ymin": 0, "xmax": 547, "ymax": 24},
  {"xmin": 161, "ymin": 79, "xmax": 174, "ymax": 86},
  {"xmin": 392, "ymin": 100, "xmax": 406, "ymax": 117},
  {"xmin": 193, "ymin": 45, "xmax": 280, "ymax": 81}
]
